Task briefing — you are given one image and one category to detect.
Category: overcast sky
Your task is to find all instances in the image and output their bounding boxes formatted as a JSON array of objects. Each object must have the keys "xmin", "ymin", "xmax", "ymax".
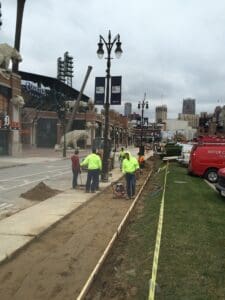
[{"xmin": 2, "ymin": 0, "xmax": 225, "ymax": 120}]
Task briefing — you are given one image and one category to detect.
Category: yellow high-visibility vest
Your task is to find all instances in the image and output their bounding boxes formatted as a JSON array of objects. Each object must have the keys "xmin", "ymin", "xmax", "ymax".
[{"xmin": 81, "ymin": 153, "xmax": 102, "ymax": 170}]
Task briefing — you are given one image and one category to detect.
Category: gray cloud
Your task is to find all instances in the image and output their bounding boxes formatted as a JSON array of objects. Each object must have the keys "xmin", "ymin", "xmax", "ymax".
[{"xmin": 2, "ymin": 0, "xmax": 225, "ymax": 120}]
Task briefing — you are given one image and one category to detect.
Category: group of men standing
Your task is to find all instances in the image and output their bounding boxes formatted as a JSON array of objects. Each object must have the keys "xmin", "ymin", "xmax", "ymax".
[
  {"xmin": 71, "ymin": 147, "xmax": 144, "ymax": 199},
  {"xmin": 71, "ymin": 149, "xmax": 101, "ymax": 193}
]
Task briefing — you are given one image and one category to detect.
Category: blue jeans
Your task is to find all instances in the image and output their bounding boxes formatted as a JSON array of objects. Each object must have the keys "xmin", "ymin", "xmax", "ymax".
[
  {"xmin": 125, "ymin": 173, "xmax": 136, "ymax": 198},
  {"xmin": 96, "ymin": 169, "xmax": 100, "ymax": 190},
  {"xmin": 72, "ymin": 169, "xmax": 79, "ymax": 188},
  {"xmin": 86, "ymin": 169, "xmax": 99, "ymax": 192}
]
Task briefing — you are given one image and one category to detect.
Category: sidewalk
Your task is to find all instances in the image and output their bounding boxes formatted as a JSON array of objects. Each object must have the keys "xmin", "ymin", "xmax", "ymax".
[
  {"xmin": 0, "ymin": 147, "xmax": 92, "ymax": 169},
  {"xmin": 0, "ymin": 147, "xmax": 152, "ymax": 264}
]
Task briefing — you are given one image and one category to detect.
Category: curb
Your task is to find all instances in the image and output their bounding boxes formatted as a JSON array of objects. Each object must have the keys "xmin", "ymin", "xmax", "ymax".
[{"xmin": 0, "ymin": 163, "xmax": 27, "ymax": 170}]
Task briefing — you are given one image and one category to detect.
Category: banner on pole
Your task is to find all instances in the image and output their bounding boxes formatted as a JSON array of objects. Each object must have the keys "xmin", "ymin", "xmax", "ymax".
[
  {"xmin": 94, "ymin": 77, "xmax": 105, "ymax": 105},
  {"xmin": 144, "ymin": 117, "xmax": 149, "ymax": 126},
  {"xmin": 111, "ymin": 76, "xmax": 122, "ymax": 105}
]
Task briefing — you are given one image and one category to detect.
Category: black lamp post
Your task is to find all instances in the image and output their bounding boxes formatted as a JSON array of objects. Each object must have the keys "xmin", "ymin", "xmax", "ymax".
[
  {"xmin": 57, "ymin": 102, "xmax": 69, "ymax": 158},
  {"xmin": 114, "ymin": 127, "xmax": 119, "ymax": 152},
  {"xmin": 97, "ymin": 30, "xmax": 123, "ymax": 181},
  {"xmin": 138, "ymin": 93, "xmax": 148, "ymax": 154}
]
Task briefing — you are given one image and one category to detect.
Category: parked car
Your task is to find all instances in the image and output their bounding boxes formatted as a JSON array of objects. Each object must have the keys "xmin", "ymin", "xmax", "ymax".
[
  {"xmin": 188, "ymin": 143, "xmax": 225, "ymax": 183},
  {"xmin": 215, "ymin": 168, "xmax": 225, "ymax": 197}
]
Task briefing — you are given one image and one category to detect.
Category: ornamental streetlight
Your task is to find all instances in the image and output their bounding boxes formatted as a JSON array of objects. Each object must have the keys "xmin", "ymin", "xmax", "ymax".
[
  {"xmin": 97, "ymin": 30, "xmax": 123, "ymax": 181},
  {"xmin": 138, "ymin": 93, "xmax": 149, "ymax": 155},
  {"xmin": 57, "ymin": 102, "xmax": 69, "ymax": 158}
]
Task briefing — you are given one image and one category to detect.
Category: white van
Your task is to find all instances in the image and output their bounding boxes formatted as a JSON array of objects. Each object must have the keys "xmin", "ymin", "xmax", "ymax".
[{"xmin": 177, "ymin": 143, "xmax": 193, "ymax": 166}]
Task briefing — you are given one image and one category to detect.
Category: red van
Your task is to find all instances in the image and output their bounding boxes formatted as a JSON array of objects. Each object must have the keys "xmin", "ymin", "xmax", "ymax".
[
  {"xmin": 188, "ymin": 144, "xmax": 225, "ymax": 183},
  {"xmin": 197, "ymin": 136, "xmax": 225, "ymax": 143}
]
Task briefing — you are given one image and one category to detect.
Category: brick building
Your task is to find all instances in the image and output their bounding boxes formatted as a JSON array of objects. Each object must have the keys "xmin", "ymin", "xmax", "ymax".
[{"xmin": 0, "ymin": 72, "xmax": 22, "ymax": 155}]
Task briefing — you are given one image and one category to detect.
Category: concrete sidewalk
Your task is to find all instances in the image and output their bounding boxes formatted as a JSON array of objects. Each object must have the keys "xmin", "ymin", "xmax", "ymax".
[
  {"xmin": 0, "ymin": 167, "xmax": 123, "ymax": 263},
  {"xmin": 0, "ymin": 147, "xmax": 152, "ymax": 264},
  {"xmin": 0, "ymin": 147, "xmax": 84, "ymax": 169}
]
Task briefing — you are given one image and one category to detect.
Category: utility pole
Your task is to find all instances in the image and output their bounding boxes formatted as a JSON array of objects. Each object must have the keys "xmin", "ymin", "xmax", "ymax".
[{"xmin": 13, "ymin": 0, "xmax": 26, "ymax": 72}]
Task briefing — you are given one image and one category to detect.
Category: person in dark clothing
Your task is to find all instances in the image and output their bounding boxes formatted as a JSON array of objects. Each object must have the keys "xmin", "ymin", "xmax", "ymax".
[{"xmin": 71, "ymin": 149, "xmax": 81, "ymax": 189}]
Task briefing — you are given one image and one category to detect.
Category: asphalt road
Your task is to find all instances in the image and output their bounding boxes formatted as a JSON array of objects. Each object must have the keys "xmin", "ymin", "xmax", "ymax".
[{"xmin": 0, "ymin": 157, "xmax": 87, "ymax": 220}]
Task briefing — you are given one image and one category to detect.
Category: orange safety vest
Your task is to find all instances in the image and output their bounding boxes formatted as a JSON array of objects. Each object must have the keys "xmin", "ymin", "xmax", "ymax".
[{"xmin": 138, "ymin": 155, "xmax": 145, "ymax": 164}]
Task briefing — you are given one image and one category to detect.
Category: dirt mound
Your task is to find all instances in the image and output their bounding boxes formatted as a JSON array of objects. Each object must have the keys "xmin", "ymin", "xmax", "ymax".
[{"xmin": 20, "ymin": 182, "xmax": 62, "ymax": 201}]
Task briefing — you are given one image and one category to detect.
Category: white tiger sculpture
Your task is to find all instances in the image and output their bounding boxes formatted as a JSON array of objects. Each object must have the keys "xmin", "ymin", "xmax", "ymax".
[
  {"xmin": 60, "ymin": 130, "xmax": 89, "ymax": 149},
  {"xmin": 10, "ymin": 95, "xmax": 25, "ymax": 107},
  {"xmin": 0, "ymin": 43, "xmax": 22, "ymax": 70}
]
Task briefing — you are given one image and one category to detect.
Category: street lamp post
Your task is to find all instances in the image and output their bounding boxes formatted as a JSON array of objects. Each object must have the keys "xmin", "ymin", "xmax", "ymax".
[
  {"xmin": 113, "ymin": 127, "xmax": 119, "ymax": 152},
  {"xmin": 57, "ymin": 102, "xmax": 68, "ymax": 158},
  {"xmin": 97, "ymin": 30, "xmax": 122, "ymax": 181},
  {"xmin": 138, "ymin": 93, "xmax": 148, "ymax": 155}
]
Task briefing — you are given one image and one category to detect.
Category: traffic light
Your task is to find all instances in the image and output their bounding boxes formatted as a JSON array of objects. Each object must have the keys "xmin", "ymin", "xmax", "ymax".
[{"xmin": 57, "ymin": 57, "xmax": 65, "ymax": 82}]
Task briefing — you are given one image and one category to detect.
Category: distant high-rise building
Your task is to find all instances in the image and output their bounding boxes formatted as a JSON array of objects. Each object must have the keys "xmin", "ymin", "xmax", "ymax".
[
  {"xmin": 178, "ymin": 113, "xmax": 199, "ymax": 129},
  {"xmin": 182, "ymin": 98, "xmax": 196, "ymax": 114},
  {"xmin": 124, "ymin": 102, "xmax": 132, "ymax": 117},
  {"xmin": 155, "ymin": 105, "xmax": 167, "ymax": 123}
]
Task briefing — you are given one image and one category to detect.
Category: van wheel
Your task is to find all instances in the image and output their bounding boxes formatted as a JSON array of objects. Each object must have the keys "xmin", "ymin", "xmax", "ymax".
[{"xmin": 205, "ymin": 169, "xmax": 218, "ymax": 183}]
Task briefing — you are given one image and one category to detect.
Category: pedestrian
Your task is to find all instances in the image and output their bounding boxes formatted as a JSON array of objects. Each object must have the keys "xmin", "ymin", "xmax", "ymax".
[
  {"xmin": 80, "ymin": 148, "xmax": 102, "ymax": 193},
  {"xmin": 122, "ymin": 152, "xmax": 139, "ymax": 199},
  {"xmin": 71, "ymin": 149, "xmax": 81, "ymax": 189},
  {"xmin": 119, "ymin": 147, "xmax": 126, "ymax": 170}
]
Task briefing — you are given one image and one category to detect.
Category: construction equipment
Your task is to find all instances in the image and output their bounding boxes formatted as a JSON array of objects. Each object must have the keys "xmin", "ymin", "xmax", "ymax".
[{"xmin": 111, "ymin": 182, "xmax": 126, "ymax": 198}]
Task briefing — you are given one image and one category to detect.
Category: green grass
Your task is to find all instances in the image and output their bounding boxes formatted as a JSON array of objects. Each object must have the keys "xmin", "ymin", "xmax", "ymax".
[
  {"xmin": 157, "ymin": 162, "xmax": 225, "ymax": 300},
  {"xmin": 89, "ymin": 160, "xmax": 225, "ymax": 299},
  {"xmin": 117, "ymin": 164, "xmax": 165, "ymax": 299}
]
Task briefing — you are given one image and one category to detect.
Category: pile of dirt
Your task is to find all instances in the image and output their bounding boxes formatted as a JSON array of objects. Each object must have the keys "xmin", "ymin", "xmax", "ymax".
[{"xmin": 20, "ymin": 182, "xmax": 62, "ymax": 201}]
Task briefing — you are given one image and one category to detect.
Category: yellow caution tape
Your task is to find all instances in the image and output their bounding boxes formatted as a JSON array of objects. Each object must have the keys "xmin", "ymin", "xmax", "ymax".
[
  {"xmin": 148, "ymin": 161, "xmax": 169, "ymax": 300},
  {"xmin": 157, "ymin": 165, "xmax": 167, "ymax": 173}
]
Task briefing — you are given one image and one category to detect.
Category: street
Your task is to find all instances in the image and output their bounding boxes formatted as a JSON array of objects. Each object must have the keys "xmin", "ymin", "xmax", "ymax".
[{"xmin": 0, "ymin": 158, "xmax": 82, "ymax": 220}]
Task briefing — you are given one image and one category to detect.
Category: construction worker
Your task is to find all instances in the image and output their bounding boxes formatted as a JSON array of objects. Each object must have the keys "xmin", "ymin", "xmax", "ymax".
[
  {"xmin": 138, "ymin": 152, "xmax": 145, "ymax": 169},
  {"xmin": 122, "ymin": 152, "xmax": 139, "ymax": 199},
  {"xmin": 80, "ymin": 148, "xmax": 102, "ymax": 193},
  {"xmin": 119, "ymin": 147, "xmax": 126, "ymax": 170}
]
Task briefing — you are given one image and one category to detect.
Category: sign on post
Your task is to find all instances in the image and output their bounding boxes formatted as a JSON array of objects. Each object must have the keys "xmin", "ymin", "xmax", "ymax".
[
  {"xmin": 111, "ymin": 76, "xmax": 122, "ymax": 105},
  {"xmin": 94, "ymin": 77, "xmax": 105, "ymax": 105}
]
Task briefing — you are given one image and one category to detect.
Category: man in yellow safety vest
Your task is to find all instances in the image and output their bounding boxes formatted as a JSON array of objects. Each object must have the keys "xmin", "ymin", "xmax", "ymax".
[
  {"xmin": 122, "ymin": 152, "xmax": 139, "ymax": 199},
  {"xmin": 119, "ymin": 147, "xmax": 126, "ymax": 170},
  {"xmin": 80, "ymin": 149, "xmax": 102, "ymax": 193}
]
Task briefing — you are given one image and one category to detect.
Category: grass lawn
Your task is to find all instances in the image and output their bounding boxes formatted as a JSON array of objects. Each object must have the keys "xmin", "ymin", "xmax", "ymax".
[
  {"xmin": 156, "ymin": 162, "xmax": 225, "ymax": 300},
  {"xmin": 87, "ymin": 159, "xmax": 225, "ymax": 300}
]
